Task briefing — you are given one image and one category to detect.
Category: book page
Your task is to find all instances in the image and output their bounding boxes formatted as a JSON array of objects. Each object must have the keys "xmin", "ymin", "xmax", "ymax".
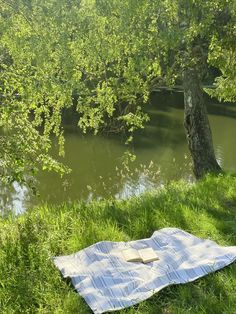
[
  {"xmin": 121, "ymin": 248, "xmax": 142, "ymax": 262},
  {"xmin": 138, "ymin": 247, "xmax": 159, "ymax": 263}
]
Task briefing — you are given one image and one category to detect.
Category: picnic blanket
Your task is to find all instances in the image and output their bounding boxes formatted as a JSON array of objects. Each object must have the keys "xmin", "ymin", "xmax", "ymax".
[{"xmin": 53, "ymin": 228, "xmax": 236, "ymax": 313}]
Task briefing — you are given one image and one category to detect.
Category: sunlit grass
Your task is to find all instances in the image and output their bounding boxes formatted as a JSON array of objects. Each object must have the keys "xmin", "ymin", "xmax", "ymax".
[{"xmin": 0, "ymin": 174, "xmax": 236, "ymax": 313}]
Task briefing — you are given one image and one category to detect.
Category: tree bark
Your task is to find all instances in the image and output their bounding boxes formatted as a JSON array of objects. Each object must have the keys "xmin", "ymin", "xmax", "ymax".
[{"xmin": 183, "ymin": 67, "xmax": 221, "ymax": 179}]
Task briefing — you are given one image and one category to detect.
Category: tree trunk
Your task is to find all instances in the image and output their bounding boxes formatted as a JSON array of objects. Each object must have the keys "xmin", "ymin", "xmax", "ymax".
[{"xmin": 183, "ymin": 67, "xmax": 221, "ymax": 179}]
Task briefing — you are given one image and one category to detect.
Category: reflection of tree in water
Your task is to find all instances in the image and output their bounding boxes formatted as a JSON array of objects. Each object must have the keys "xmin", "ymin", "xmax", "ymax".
[
  {"xmin": 0, "ymin": 181, "xmax": 29, "ymax": 216},
  {"xmin": 0, "ymin": 158, "xmax": 194, "ymax": 214},
  {"xmin": 85, "ymin": 159, "xmax": 194, "ymax": 201},
  {"xmin": 29, "ymin": 162, "xmax": 193, "ymax": 210}
]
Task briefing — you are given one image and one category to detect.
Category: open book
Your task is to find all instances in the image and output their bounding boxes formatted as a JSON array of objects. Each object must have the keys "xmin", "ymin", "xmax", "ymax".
[{"xmin": 121, "ymin": 247, "xmax": 159, "ymax": 263}]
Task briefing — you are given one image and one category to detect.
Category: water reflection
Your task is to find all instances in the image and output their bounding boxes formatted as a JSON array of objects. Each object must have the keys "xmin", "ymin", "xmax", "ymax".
[
  {"xmin": 115, "ymin": 172, "xmax": 161, "ymax": 199},
  {"xmin": 0, "ymin": 181, "xmax": 29, "ymax": 216},
  {"xmin": 1, "ymin": 92, "xmax": 235, "ymax": 214},
  {"xmin": 215, "ymin": 145, "xmax": 224, "ymax": 168}
]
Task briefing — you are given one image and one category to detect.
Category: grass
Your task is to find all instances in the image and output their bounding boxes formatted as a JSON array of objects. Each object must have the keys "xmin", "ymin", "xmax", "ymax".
[{"xmin": 0, "ymin": 174, "xmax": 236, "ymax": 314}]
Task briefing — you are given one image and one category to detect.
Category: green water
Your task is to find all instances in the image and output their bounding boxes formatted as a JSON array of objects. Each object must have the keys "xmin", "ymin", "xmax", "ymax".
[{"xmin": 2, "ymin": 92, "xmax": 236, "ymax": 214}]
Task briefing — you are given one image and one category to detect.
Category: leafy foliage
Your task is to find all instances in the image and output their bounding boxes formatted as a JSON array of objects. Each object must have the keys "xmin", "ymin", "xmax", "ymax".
[
  {"xmin": 0, "ymin": 0, "xmax": 235, "ymax": 183},
  {"xmin": 207, "ymin": 4, "xmax": 236, "ymax": 101}
]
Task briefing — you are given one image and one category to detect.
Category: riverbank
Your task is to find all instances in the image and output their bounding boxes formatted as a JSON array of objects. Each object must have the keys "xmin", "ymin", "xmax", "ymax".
[{"xmin": 0, "ymin": 174, "xmax": 236, "ymax": 313}]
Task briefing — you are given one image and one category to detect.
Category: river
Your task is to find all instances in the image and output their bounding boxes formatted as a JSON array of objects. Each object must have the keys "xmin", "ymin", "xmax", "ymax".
[{"xmin": 1, "ymin": 92, "xmax": 236, "ymax": 214}]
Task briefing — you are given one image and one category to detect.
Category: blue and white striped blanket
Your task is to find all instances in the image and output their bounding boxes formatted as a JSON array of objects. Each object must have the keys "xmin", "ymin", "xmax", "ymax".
[{"xmin": 54, "ymin": 228, "xmax": 236, "ymax": 313}]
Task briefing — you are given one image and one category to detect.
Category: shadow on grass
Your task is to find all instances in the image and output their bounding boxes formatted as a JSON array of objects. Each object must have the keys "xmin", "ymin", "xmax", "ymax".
[{"xmin": 101, "ymin": 193, "xmax": 193, "ymax": 239}]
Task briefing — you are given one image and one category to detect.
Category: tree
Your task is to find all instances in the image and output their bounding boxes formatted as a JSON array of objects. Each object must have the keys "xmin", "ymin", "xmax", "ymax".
[
  {"xmin": 0, "ymin": 0, "xmax": 73, "ymax": 185},
  {"xmin": 0, "ymin": 0, "xmax": 235, "ymax": 185}
]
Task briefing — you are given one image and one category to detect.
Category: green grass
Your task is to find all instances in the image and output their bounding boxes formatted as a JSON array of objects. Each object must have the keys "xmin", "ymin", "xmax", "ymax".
[{"xmin": 0, "ymin": 174, "xmax": 236, "ymax": 314}]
